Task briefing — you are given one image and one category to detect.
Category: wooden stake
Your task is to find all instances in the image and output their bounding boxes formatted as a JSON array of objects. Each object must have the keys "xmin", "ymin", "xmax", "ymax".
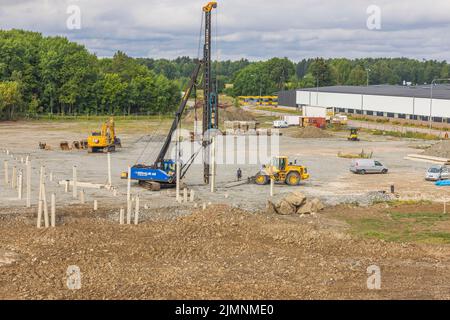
[
  {"xmin": 42, "ymin": 183, "xmax": 49, "ymax": 228},
  {"xmin": 189, "ymin": 189, "xmax": 195, "ymax": 202},
  {"xmin": 107, "ymin": 152, "xmax": 112, "ymax": 187},
  {"xmin": 11, "ymin": 166, "xmax": 17, "ymax": 189},
  {"xmin": 37, "ymin": 200, "xmax": 43, "ymax": 228},
  {"xmin": 94, "ymin": 200, "xmax": 98, "ymax": 211},
  {"xmin": 65, "ymin": 180, "xmax": 69, "ymax": 193},
  {"xmin": 127, "ymin": 166, "xmax": 131, "ymax": 224},
  {"xmin": 4, "ymin": 160, "xmax": 9, "ymax": 186},
  {"xmin": 183, "ymin": 188, "xmax": 188, "ymax": 203},
  {"xmin": 51, "ymin": 193, "xmax": 56, "ymax": 227},
  {"xmin": 270, "ymin": 177, "xmax": 274, "ymax": 197},
  {"xmin": 119, "ymin": 208, "xmax": 125, "ymax": 225},
  {"xmin": 17, "ymin": 170, "xmax": 23, "ymax": 200},
  {"xmin": 80, "ymin": 190, "xmax": 85, "ymax": 204},
  {"xmin": 134, "ymin": 196, "xmax": 140, "ymax": 225},
  {"xmin": 72, "ymin": 166, "xmax": 77, "ymax": 199},
  {"xmin": 210, "ymin": 136, "xmax": 216, "ymax": 193},
  {"xmin": 39, "ymin": 166, "xmax": 45, "ymax": 201},
  {"xmin": 49, "ymin": 172, "xmax": 53, "ymax": 182},
  {"xmin": 26, "ymin": 160, "xmax": 31, "ymax": 208}
]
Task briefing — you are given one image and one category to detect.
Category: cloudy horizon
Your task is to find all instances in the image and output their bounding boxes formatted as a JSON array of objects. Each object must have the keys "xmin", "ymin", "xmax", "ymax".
[{"xmin": 1, "ymin": 0, "xmax": 450, "ymax": 62}]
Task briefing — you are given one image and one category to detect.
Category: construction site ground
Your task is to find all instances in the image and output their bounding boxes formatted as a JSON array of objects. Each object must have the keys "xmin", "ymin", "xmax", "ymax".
[{"xmin": 1, "ymin": 118, "xmax": 449, "ymax": 299}]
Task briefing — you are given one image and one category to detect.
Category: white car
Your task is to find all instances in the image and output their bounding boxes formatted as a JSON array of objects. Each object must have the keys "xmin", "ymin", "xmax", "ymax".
[
  {"xmin": 425, "ymin": 165, "xmax": 449, "ymax": 181},
  {"xmin": 273, "ymin": 120, "xmax": 289, "ymax": 128}
]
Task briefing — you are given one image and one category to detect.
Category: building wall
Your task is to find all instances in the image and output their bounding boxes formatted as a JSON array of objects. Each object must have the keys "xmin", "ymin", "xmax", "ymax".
[
  {"xmin": 296, "ymin": 90, "xmax": 450, "ymax": 123},
  {"xmin": 277, "ymin": 90, "xmax": 297, "ymax": 108}
]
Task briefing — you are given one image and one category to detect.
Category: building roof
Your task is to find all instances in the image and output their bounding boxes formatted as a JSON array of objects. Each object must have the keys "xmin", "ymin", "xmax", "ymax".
[{"xmin": 298, "ymin": 85, "xmax": 450, "ymax": 100}]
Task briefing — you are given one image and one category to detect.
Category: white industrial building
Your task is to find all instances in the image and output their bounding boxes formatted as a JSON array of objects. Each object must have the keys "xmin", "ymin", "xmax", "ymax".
[{"xmin": 279, "ymin": 85, "xmax": 450, "ymax": 124}]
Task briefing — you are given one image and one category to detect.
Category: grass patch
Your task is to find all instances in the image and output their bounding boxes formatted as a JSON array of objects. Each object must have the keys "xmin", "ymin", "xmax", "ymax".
[
  {"xmin": 337, "ymin": 150, "xmax": 373, "ymax": 159},
  {"xmin": 344, "ymin": 207, "xmax": 450, "ymax": 244},
  {"xmin": 370, "ymin": 129, "xmax": 439, "ymax": 140},
  {"xmin": 369, "ymin": 130, "xmax": 440, "ymax": 140}
]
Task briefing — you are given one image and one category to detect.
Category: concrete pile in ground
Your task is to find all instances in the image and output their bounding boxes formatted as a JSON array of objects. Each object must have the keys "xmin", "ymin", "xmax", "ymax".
[{"xmin": 267, "ymin": 192, "xmax": 325, "ymax": 215}]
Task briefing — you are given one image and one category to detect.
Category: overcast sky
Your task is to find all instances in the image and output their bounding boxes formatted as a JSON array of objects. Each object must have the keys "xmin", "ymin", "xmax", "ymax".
[{"xmin": 1, "ymin": 0, "xmax": 450, "ymax": 61}]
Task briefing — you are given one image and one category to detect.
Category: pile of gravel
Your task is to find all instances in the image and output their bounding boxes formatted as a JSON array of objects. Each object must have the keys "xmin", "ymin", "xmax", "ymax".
[
  {"xmin": 423, "ymin": 140, "xmax": 450, "ymax": 159},
  {"xmin": 288, "ymin": 126, "xmax": 332, "ymax": 139}
]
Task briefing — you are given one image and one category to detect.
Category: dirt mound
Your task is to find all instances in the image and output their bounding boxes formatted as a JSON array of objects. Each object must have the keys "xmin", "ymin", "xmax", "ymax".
[
  {"xmin": 288, "ymin": 126, "xmax": 332, "ymax": 139},
  {"xmin": 1, "ymin": 204, "xmax": 450, "ymax": 299},
  {"xmin": 423, "ymin": 140, "xmax": 450, "ymax": 159},
  {"xmin": 184, "ymin": 105, "xmax": 255, "ymax": 123}
]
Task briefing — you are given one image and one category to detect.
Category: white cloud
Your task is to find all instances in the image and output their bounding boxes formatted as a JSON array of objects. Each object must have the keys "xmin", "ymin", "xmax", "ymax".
[{"xmin": 0, "ymin": 0, "xmax": 449, "ymax": 61}]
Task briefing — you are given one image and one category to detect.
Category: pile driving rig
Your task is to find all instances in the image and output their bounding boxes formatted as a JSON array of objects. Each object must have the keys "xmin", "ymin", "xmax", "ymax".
[{"xmin": 128, "ymin": 2, "xmax": 219, "ymax": 190}]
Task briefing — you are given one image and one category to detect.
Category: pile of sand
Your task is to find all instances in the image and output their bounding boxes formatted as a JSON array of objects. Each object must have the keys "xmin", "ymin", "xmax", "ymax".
[
  {"xmin": 288, "ymin": 126, "xmax": 332, "ymax": 139},
  {"xmin": 184, "ymin": 105, "xmax": 255, "ymax": 123},
  {"xmin": 423, "ymin": 140, "xmax": 450, "ymax": 159}
]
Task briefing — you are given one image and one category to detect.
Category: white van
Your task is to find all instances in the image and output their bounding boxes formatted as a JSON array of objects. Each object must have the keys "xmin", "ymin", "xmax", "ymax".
[
  {"xmin": 350, "ymin": 159, "xmax": 389, "ymax": 175},
  {"xmin": 273, "ymin": 120, "xmax": 289, "ymax": 128}
]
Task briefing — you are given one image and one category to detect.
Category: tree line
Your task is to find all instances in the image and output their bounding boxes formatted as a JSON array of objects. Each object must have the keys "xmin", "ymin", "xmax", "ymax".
[
  {"xmin": 2, "ymin": 29, "xmax": 449, "ymax": 119},
  {"xmin": 138, "ymin": 56, "xmax": 450, "ymax": 97},
  {"xmin": 0, "ymin": 30, "xmax": 179, "ymax": 119}
]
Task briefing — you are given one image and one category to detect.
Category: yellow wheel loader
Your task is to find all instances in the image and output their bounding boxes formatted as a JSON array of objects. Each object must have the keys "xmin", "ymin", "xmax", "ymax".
[
  {"xmin": 348, "ymin": 128, "xmax": 360, "ymax": 141},
  {"xmin": 87, "ymin": 118, "xmax": 122, "ymax": 153},
  {"xmin": 254, "ymin": 156, "xmax": 309, "ymax": 186}
]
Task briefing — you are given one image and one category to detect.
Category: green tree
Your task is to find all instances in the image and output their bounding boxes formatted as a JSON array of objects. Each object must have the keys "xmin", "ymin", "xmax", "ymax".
[
  {"xmin": 0, "ymin": 81, "xmax": 22, "ymax": 119},
  {"xmin": 308, "ymin": 58, "xmax": 334, "ymax": 86},
  {"xmin": 347, "ymin": 65, "xmax": 367, "ymax": 86}
]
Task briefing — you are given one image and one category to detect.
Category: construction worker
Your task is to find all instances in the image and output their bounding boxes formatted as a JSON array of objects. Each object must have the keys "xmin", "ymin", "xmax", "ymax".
[{"xmin": 237, "ymin": 168, "xmax": 242, "ymax": 181}]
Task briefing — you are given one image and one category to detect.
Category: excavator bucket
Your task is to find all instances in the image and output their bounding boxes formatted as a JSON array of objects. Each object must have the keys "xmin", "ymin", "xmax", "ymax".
[{"xmin": 60, "ymin": 141, "xmax": 70, "ymax": 151}]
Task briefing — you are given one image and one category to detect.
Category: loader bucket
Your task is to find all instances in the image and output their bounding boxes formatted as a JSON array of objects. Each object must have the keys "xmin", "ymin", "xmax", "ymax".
[{"xmin": 80, "ymin": 140, "xmax": 88, "ymax": 149}]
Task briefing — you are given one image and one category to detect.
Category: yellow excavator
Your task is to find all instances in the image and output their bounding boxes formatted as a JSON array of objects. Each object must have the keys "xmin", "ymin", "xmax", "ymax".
[
  {"xmin": 87, "ymin": 118, "xmax": 121, "ymax": 153},
  {"xmin": 254, "ymin": 156, "xmax": 309, "ymax": 186}
]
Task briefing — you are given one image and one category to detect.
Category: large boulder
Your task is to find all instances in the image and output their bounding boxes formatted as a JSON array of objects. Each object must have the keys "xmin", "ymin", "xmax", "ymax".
[
  {"xmin": 297, "ymin": 198, "xmax": 325, "ymax": 215},
  {"xmin": 266, "ymin": 200, "xmax": 279, "ymax": 215},
  {"xmin": 284, "ymin": 192, "xmax": 307, "ymax": 207},
  {"xmin": 277, "ymin": 200, "xmax": 296, "ymax": 215}
]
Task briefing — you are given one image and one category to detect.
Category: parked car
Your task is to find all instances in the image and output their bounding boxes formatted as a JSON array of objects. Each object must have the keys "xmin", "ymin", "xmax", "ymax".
[
  {"xmin": 350, "ymin": 159, "xmax": 389, "ymax": 175},
  {"xmin": 273, "ymin": 120, "xmax": 289, "ymax": 128},
  {"xmin": 425, "ymin": 165, "xmax": 449, "ymax": 181}
]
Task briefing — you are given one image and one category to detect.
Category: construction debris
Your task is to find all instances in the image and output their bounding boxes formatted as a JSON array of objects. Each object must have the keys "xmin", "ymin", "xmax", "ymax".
[
  {"xmin": 60, "ymin": 141, "xmax": 70, "ymax": 151},
  {"xmin": 267, "ymin": 192, "xmax": 325, "ymax": 215}
]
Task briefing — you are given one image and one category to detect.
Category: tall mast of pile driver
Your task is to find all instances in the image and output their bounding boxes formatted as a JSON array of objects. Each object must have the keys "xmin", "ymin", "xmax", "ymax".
[{"xmin": 202, "ymin": 1, "xmax": 218, "ymax": 184}]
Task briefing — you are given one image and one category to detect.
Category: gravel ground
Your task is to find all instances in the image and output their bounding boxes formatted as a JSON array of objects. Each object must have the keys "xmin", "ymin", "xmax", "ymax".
[{"xmin": 1, "ymin": 204, "xmax": 450, "ymax": 300}]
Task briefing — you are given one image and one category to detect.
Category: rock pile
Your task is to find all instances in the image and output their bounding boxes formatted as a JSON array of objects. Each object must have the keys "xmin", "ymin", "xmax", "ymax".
[{"xmin": 267, "ymin": 192, "xmax": 325, "ymax": 215}]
